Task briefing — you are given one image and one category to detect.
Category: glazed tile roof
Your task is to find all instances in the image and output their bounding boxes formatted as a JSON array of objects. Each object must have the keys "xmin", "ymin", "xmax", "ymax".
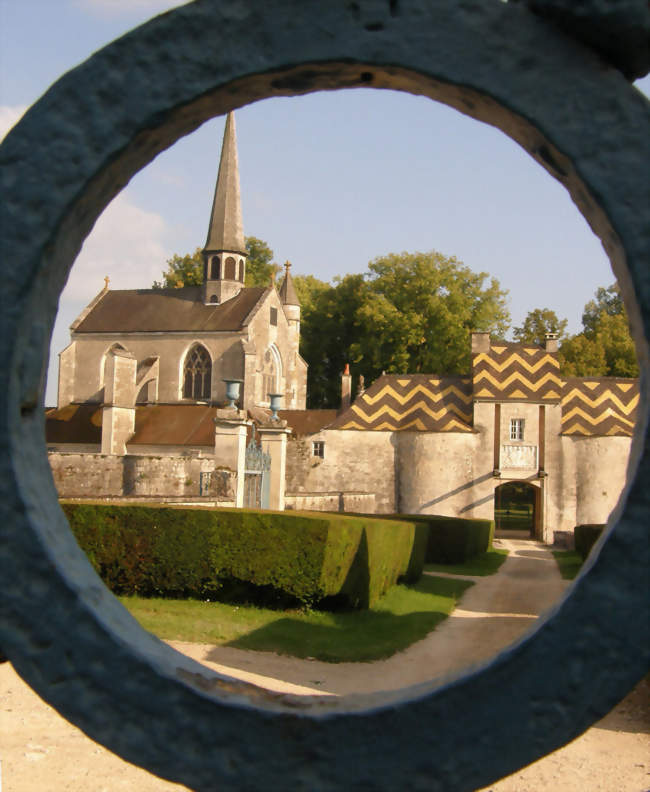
[
  {"xmin": 561, "ymin": 377, "xmax": 639, "ymax": 437},
  {"xmin": 73, "ymin": 286, "xmax": 267, "ymax": 333},
  {"xmin": 330, "ymin": 374, "xmax": 474, "ymax": 432},
  {"xmin": 472, "ymin": 342, "xmax": 563, "ymax": 402}
]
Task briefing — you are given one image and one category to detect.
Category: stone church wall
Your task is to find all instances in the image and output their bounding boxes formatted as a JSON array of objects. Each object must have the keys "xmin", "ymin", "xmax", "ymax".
[{"xmin": 49, "ymin": 452, "xmax": 234, "ymax": 501}]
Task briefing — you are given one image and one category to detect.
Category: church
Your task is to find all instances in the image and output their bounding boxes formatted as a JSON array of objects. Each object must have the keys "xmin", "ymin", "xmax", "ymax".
[
  {"xmin": 46, "ymin": 112, "xmax": 639, "ymax": 544},
  {"xmin": 52, "ymin": 112, "xmax": 306, "ymax": 449}
]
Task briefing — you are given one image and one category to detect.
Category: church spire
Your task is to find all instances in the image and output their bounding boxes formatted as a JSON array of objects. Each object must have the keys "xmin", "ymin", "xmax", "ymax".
[
  {"xmin": 202, "ymin": 112, "xmax": 248, "ymax": 304},
  {"xmin": 205, "ymin": 111, "xmax": 246, "ymax": 254}
]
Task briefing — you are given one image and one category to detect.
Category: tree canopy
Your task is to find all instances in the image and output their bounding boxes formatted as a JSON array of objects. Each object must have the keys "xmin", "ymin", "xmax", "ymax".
[
  {"xmin": 513, "ymin": 308, "xmax": 568, "ymax": 346},
  {"xmin": 559, "ymin": 284, "xmax": 638, "ymax": 377},
  {"xmin": 300, "ymin": 250, "xmax": 510, "ymax": 407},
  {"xmin": 152, "ymin": 237, "xmax": 280, "ymax": 289}
]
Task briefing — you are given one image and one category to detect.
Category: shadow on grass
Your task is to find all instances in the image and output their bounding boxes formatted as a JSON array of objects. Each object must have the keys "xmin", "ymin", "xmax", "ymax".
[
  {"xmin": 425, "ymin": 549, "xmax": 509, "ymax": 577},
  {"xmin": 224, "ymin": 575, "xmax": 473, "ymax": 663}
]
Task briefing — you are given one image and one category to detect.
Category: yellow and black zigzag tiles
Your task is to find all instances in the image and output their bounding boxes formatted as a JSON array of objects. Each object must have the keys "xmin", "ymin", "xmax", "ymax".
[
  {"xmin": 331, "ymin": 374, "xmax": 474, "ymax": 432},
  {"xmin": 472, "ymin": 344, "xmax": 562, "ymax": 401},
  {"xmin": 561, "ymin": 378, "xmax": 639, "ymax": 437}
]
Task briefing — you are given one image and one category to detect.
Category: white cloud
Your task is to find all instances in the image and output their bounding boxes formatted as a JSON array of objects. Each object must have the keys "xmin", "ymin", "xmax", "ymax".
[
  {"xmin": 60, "ymin": 190, "xmax": 169, "ymax": 303},
  {"xmin": 0, "ymin": 105, "xmax": 28, "ymax": 141}
]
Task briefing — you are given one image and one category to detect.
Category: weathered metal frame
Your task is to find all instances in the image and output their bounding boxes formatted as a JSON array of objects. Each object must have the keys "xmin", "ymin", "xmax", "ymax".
[{"xmin": 0, "ymin": 1, "xmax": 648, "ymax": 790}]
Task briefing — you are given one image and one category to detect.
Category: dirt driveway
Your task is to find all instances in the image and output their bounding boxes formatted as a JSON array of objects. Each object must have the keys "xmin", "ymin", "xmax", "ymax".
[{"xmin": 2, "ymin": 537, "xmax": 648, "ymax": 791}]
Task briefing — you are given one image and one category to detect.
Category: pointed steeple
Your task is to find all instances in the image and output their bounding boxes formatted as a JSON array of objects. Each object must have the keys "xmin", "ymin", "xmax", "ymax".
[
  {"xmin": 202, "ymin": 112, "xmax": 248, "ymax": 304},
  {"xmin": 205, "ymin": 112, "xmax": 246, "ymax": 254},
  {"xmin": 278, "ymin": 261, "xmax": 300, "ymax": 306}
]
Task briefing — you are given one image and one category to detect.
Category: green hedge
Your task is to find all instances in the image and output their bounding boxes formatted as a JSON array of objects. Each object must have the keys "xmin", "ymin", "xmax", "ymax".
[
  {"xmin": 574, "ymin": 523, "xmax": 606, "ymax": 560},
  {"xmin": 62, "ymin": 503, "xmax": 425, "ymax": 609},
  {"xmin": 398, "ymin": 514, "xmax": 494, "ymax": 564},
  {"xmin": 342, "ymin": 511, "xmax": 493, "ymax": 565}
]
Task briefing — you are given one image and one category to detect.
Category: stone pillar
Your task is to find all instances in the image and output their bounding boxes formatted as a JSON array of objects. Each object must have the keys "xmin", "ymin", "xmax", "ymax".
[
  {"xmin": 101, "ymin": 349, "xmax": 136, "ymax": 455},
  {"xmin": 214, "ymin": 408, "xmax": 249, "ymax": 508},
  {"xmin": 258, "ymin": 421, "xmax": 291, "ymax": 511}
]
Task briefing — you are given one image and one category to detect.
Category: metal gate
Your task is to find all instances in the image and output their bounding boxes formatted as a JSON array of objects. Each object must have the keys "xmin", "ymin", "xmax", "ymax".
[{"xmin": 243, "ymin": 433, "xmax": 271, "ymax": 509}]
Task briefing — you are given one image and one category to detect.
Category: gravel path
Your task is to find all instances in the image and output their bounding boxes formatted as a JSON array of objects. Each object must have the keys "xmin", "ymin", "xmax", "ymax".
[{"xmin": 1, "ymin": 536, "xmax": 648, "ymax": 791}]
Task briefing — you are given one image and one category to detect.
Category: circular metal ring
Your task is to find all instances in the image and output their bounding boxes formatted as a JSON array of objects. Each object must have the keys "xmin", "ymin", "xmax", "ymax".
[{"xmin": 1, "ymin": 1, "xmax": 648, "ymax": 789}]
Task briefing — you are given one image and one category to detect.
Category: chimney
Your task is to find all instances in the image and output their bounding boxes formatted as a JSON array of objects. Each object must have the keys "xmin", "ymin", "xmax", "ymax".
[
  {"xmin": 340, "ymin": 364, "xmax": 351, "ymax": 413},
  {"xmin": 357, "ymin": 374, "xmax": 366, "ymax": 400},
  {"xmin": 544, "ymin": 332, "xmax": 559, "ymax": 353},
  {"xmin": 471, "ymin": 332, "xmax": 490, "ymax": 354}
]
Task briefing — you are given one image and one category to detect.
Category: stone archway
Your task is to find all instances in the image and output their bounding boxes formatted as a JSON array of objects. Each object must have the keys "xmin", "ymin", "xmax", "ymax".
[{"xmin": 495, "ymin": 481, "xmax": 540, "ymax": 538}]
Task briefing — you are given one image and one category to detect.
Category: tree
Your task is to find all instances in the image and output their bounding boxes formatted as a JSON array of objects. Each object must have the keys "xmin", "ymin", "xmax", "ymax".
[
  {"xmin": 244, "ymin": 236, "xmax": 281, "ymax": 287},
  {"xmin": 152, "ymin": 237, "xmax": 279, "ymax": 289},
  {"xmin": 513, "ymin": 308, "xmax": 568, "ymax": 346},
  {"xmin": 153, "ymin": 248, "xmax": 203, "ymax": 289},
  {"xmin": 559, "ymin": 283, "xmax": 638, "ymax": 377},
  {"xmin": 301, "ymin": 250, "xmax": 511, "ymax": 408}
]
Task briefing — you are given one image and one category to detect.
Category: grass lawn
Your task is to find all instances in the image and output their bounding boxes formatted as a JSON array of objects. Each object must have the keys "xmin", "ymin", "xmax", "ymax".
[
  {"xmin": 425, "ymin": 548, "xmax": 509, "ymax": 577},
  {"xmin": 552, "ymin": 550, "xmax": 584, "ymax": 580},
  {"xmin": 119, "ymin": 574, "xmax": 473, "ymax": 663}
]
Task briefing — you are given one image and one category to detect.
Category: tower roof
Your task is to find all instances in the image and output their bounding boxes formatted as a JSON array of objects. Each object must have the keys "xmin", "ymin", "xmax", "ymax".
[
  {"xmin": 204, "ymin": 112, "xmax": 247, "ymax": 255},
  {"xmin": 278, "ymin": 261, "xmax": 300, "ymax": 306}
]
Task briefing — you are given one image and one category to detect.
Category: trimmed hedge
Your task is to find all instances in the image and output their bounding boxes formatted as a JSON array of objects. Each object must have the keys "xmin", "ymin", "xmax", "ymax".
[
  {"xmin": 62, "ymin": 503, "xmax": 425, "ymax": 609},
  {"xmin": 574, "ymin": 523, "xmax": 606, "ymax": 560},
  {"xmin": 397, "ymin": 514, "xmax": 494, "ymax": 564},
  {"xmin": 340, "ymin": 511, "xmax": 493, "ymax": 565}
]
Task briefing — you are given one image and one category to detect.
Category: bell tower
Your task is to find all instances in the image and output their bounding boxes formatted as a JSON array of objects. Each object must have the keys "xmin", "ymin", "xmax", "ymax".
[{"xmin": 202, "ymin": 112, "xmax": 248, "ymax": 304}]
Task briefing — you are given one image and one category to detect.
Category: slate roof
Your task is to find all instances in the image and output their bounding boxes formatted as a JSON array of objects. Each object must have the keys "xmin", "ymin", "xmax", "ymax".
[
  {"xmin": 330, "ymin": 374, "xmax": 474, "ymax": 432},
  {"xmin": 73, "ymin": 286, "xmax": 267, "ymax": 333}
]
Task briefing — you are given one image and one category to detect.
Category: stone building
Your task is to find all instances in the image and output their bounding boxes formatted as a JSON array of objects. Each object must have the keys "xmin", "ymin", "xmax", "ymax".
[
  {"xmin": 284, "ymin": 333, "xmax": 638, "ymax": 543},
  {"xmin": 46, "ymin": 113, "xmax": 639, "ymax": 543}
]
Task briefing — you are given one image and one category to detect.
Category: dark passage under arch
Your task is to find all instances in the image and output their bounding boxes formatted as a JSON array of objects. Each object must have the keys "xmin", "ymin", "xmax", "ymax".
[{"xmin": 495, "ymin": 481, "xmax": 538, "ymax": 537}]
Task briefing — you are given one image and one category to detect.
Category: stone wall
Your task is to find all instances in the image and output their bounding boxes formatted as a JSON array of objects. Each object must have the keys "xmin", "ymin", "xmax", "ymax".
[
  {"xmin": 285, "ymin": 430, "xmax": 396, "ymax": 513},
  {"xmin": 49, "ymin": 452, "xmax": 235, "ymax": 501}
]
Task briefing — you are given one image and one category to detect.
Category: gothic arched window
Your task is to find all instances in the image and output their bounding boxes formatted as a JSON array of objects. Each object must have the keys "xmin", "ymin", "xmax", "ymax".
[{"xmin": 183, "ymin": 344, "xmax": 212, "ymax": 400}]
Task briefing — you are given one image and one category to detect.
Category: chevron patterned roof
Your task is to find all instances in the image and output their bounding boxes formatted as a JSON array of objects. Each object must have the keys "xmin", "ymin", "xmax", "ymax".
[
  {"xmin": 472, "ymin": 343, "xmax": 562, "ymax": 402},
  {"xmin": 330, "ymin": 374, "xmax": 474, "ymax": 432},
  {"xmin": 561, "ymin": 378, "xmax": 639, "ymax": 437}
]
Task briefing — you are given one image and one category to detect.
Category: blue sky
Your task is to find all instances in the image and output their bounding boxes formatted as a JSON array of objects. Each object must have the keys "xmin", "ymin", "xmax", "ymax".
[{"xmin": 1, "ymin": 0, "xmax": 648, "ymax": 405}]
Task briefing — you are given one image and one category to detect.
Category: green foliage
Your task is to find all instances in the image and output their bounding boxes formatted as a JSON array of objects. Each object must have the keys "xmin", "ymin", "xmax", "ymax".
[
  {"xmin": 152, "ymin": 237, "xmax": 280, "ymax": 289},
  {"xmin": 513, "ymin": 308, "xmax": 568, "ymax": 346},
  {"xmin": 301, "ymin": 250, "xmax": 510, "ymax": 408},
  {"xmin": 153, "ymin": 247, "xmax": 203, "ymax": 289},
  {"xmin": 63, "ymin": 503, "xmax": 425, "ymax": 609},
  {"xmin": 559, "ymin": 284, "xmax": 639, "ymax": 377},
  {"xmin": 244, "ymin": 236, "xmax": 281, "ymax": 287},
  {"xmin": 574, "ymin": 523, "xmax": 606, "ymax": 560},
  {"xmin": 416, "ymin": 515, "xmax": 494, "ymax": 564},
  {"xmin": 551, "ymin": 550, "xmax": 584, "ymax": 580}
]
